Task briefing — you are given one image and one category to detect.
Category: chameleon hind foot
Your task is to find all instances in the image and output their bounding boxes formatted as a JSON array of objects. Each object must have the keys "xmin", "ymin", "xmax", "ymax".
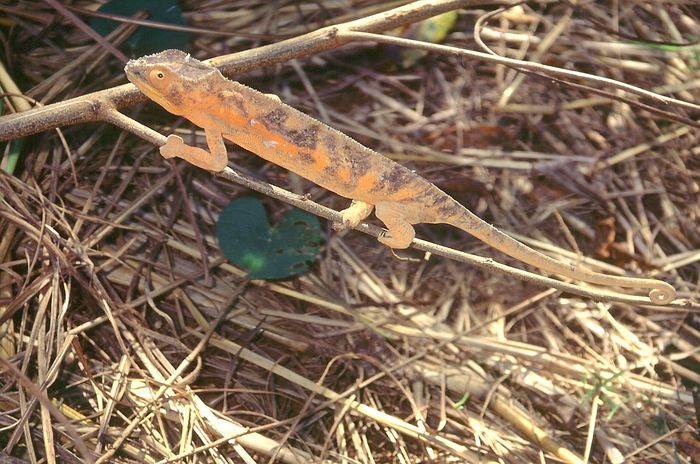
[{"xmin": 375, "ymin": 202, "xmax": 415, "ymax": 249}]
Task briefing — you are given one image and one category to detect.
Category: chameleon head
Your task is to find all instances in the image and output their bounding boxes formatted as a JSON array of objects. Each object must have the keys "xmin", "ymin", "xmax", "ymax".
[{"xmin": 124, "ymin": 49, "xmax": 219, "ymax": 116}]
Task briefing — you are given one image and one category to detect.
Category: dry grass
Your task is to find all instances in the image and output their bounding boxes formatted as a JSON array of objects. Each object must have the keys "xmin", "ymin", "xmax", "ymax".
[{"xmin": 1, "ymin": 1, "xmax": 699, "ymax": 463}]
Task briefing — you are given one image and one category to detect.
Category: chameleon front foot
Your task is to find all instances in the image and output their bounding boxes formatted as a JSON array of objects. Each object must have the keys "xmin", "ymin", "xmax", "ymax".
[
  {"xmin": 157, "ymin": 131, "xmax": 229, "ymax": 172},
  {"xmin": 160, "ymin": 134, "xmax": 185, "ymax": 159}
]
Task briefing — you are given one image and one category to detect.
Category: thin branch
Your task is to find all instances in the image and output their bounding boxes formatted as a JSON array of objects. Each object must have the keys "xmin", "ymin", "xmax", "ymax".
[
  {"xmin": 6, "ymin": 0, "xmax": 698, "ymax": 141},
  {"xmin": 105, "ymin": 106, "xmax": 688, "ymax": 307}
]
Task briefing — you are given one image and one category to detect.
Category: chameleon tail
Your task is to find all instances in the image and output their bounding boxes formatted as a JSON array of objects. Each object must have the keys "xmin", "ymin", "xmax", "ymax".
[{"xmin": 445, "ymin": 204, "xmax": 676, "ymax": 305}]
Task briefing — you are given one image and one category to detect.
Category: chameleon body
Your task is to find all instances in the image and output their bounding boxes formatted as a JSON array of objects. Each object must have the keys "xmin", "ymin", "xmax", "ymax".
[{"xmin": 125, "ymin": 50, "xmax": 675, "ymax": 304}]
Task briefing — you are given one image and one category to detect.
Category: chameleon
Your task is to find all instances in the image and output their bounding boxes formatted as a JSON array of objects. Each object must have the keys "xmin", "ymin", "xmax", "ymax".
[{"xmin": 124, "ymin": 49, "xmax": 676, "ymax": 305}]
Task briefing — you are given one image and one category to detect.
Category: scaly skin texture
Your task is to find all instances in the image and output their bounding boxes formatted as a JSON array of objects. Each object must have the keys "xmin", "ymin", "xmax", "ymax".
[{"xmin": 125, "ymin": 49, "xmax": 676, "ymax": 304}]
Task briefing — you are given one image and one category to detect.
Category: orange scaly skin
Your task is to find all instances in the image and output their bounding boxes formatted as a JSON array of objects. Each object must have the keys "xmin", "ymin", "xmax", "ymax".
[{"xmin": 125, "ymin": 50, "xmax": 676, "ymax": 305}]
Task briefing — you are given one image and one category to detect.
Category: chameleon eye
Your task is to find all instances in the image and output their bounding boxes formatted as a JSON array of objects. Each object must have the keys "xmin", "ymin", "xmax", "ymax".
[{"xmin": 148, "ymin": 68, "xmax": 170, "ymax": 89}]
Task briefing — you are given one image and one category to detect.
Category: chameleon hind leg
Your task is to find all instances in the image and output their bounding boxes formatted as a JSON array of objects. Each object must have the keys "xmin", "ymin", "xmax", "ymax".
[
  {"xmin": 375, "ymin": 202, "xmax": 415, "ymax": 249},
  {"xmin": 336, "ymin": 200, "xmax": 374, "ymax": 230}
]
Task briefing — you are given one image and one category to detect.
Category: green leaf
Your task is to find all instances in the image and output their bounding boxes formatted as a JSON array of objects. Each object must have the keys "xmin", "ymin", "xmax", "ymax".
[
  {"xmin": 216, "ymin": 198, "xmax": 321, "ymax": 280},
  {"xmin": 394, "ymin": 10, "xmax": 459, "ymax": 68},
  {"xmin": 90, "ymin": 0, "xmax": 188, "ymax": 56},
  {"xmin": 1, "ymin": 101, "xmax": 22, "ymax": 175},
  {"xmin": 2, "ymin": 138, "xmax": 23, "ymax": 175},
  {"xmin": 453, "ymin": 392, "xmax": 470, "ymax": 410}
]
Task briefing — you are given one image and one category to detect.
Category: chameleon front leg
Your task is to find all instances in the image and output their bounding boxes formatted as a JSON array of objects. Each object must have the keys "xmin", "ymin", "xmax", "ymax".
[{"xmin": 160, "ymin": 129, "xmax": 229, "ymax": 172}]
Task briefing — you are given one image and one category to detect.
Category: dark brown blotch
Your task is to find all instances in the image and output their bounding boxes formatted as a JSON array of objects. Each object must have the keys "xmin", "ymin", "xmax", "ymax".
[
  {"xmin": 341, "ymin": 141, "xmax": 376, "ymax": 178},
  {"xmin": 321, "ymin": 163, "xmax": 357, "ymax": 192},
  {"xmin": 323, "ymin": 135, "xmax": 337, "ymax": 154},
  {"xmin": 172, "ymin": 79, "xmax": 199, "ymax": 105},
  {"xmin": 286, "ymin": 125, "xmax": 319, "ymax": 150},
  {"xmin": 384, "ymin": 165, "xmax": 410, "ymax": 194},
  {"xmin": 296, "ymin": 150, "xmax": 315, "ymax": 165},
  {"xmin": 262, "ymin": 108, "xmax": 288, "ymax": 127},
  {"xmin": 430, "ymin": 191, "xmax": 455, "ymax": 216},
  {"xmin": 350, "ymin": 156, "xmax": 371, "ymax": 177},
  {"xmin": 167, "ymin": 88, "xmax": 185, "ymax": 107},
  {"xmin": 220, "ymin": 91, "xmax": 248, "ymax": 118},
  {"xmin": 428, "ymin": 189, "xmax": 450, "ymax": 206}
]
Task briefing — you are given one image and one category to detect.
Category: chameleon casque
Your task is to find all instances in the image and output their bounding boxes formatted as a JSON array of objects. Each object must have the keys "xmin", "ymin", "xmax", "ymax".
[{"xmin": 125, "ymin": 49, "xmax": 676, "ymax": 305}]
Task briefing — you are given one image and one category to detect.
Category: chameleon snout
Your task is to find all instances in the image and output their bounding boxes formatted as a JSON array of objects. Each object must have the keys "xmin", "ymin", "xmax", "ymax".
[{"xmin": 124, "ymin": 61, "xmax": 143, "ymax": 80}]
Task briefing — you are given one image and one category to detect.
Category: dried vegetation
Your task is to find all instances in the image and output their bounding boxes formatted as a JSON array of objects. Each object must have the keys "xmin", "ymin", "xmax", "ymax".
[{"xmin": 0, "ymin": 1, "xmax": 699, "ymax": 463}]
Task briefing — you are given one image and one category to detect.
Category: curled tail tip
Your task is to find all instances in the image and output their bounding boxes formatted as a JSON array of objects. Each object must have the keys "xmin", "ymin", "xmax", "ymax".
[{"xmin": 649, "ymin": 283, "xmax": 676, "ymax": 305}]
